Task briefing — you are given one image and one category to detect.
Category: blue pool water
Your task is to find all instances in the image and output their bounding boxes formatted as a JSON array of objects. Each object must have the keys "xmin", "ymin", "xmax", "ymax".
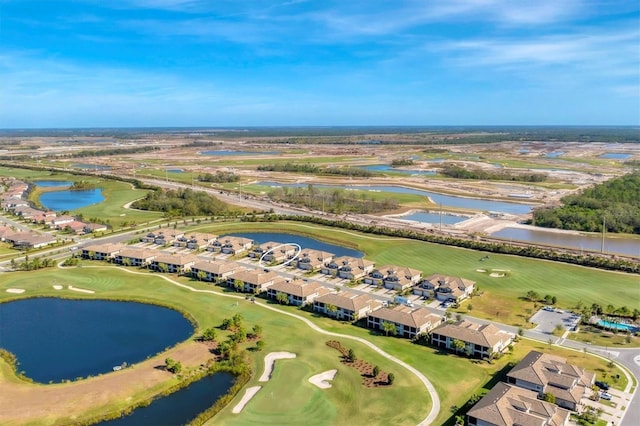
[
  {"xmin": 545, "ymin": 151, "xmax": 564, "ymax": 158},
  {"xmin": 597, "ymin": 320, "xmax": 638, "ymax": 332},
  {"xmin": 166, "ymin": 169, "xmax": 184, "ymax": 173},
  {"xmin": 71, "ymin": 163, "xmax": 111, "ymax": 170},
  {"xmin": 39, "ymin": 188, "xmax": 105, "ymax": 211}
]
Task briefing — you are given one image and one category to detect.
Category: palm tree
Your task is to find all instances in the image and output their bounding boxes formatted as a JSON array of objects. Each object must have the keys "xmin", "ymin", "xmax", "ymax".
[
  {"xmin": 451, "ymin": 339, "xmax": 466, "ymax": 354},
  {"xmin": 381, "ymin": 321, "xmax": 397, "ymax": 336}
]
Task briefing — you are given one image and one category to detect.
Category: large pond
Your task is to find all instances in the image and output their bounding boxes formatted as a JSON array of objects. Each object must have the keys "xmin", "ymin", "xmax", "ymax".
[
  {"xmin": 34, "ymin": 180, "xmax": 73, "ymax": 187},
  {"xmin": 39, "ymin": 188, "xmax": 105, "ymax": 211},
  {"xmin": 358, "ymin": 164, "xmax": 436, "ymax": 175},
  {"xmin": 227, "ymin": 232, "xmax": 363, "ymax": 257},
  {"xmin": 491, "ymin": 227, "xmax": 640, "ymax": 258},
  {"xmin": 201, "ymin": 150, "xmax": 279, "ymax": 156},
  {"xmin": 0, "ymin": 298, "xmax": 193, "ymax": 383},
  {"xmin": 257, "ymin": 181, "xmax": 534, "ymax": 215},
  {"xmin": 100, "ymin": 372, "xmax": 234, "ymax": 426}
]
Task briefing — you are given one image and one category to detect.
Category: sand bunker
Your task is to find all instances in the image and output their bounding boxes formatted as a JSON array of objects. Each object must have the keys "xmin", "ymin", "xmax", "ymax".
[
  {"xmin": 53, "ymin": 285, "xmax": 63, "ymax": 290},
  {"xmin": 475, "ymin": 269, "xmax": 486, "ymax": 272},
  {"xmin": 489, "ymin": 273, "xmax": 505, "ymax": 278},
  {"xmin": 259, "ymin": 352, "xmax": 297, "ymax": 382},
  {"xmin": 232, "ymin": 386, "xmax": 261, "ymax": 414},
  {"xmin": 68, "ymin": 285, "xmax": 95, "ymax": 294},
  {"xmin": 308, "ymin": 369, "xmax": 338, "ymax": 389},
  {"xmin": 6, "ymin": 288, "xmax": 25, "ymax": 294}
]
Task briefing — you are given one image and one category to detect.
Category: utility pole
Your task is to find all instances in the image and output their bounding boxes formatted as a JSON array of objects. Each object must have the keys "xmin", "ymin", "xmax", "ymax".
[{"xmin": 601, "ymin": 215, "xmax": 606, "ymax": 253}]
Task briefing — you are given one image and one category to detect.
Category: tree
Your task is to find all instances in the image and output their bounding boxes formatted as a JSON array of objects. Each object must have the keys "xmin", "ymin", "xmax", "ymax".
[
  {"xmin": 221, "ymin": 318, "xmax": 232, "ymax": 330},
  {"xmin": 526, "ymin": 290, "xmax": 540, "ymax": 302},
  {"xmin": 165, "ymin": 358, "xmax": 182, "ymax": 374},
  {"xmin": 387, "ymin": 373, "xmax": 395, "ymax": 385},
  {"xmin": 252, "ymin": 324, "xmax": 262, "ymax": 338},
  {"xmin": 452, "ymin": 339, "xmax": 466, "ymax": 353},
  {"xmin": 542, "ymin": 392, "xmax": 556, "ymax": 404},
  {"xmin": 276, "ymin": 292, "xmax": 289, "ymax": 305},
  {"xmin": 201, "ymin": 327, "xmax": 217, "ymax": 341},
  {"xmin": 381, "ymin": 321, "xmax": 397, "ymax": 336},
  {"xmin": 347, "ymin": 349, "xmax": 357, "ymax": 363},
  {"xmin": 196, "ymin": 270, "xmax": 207, "ymax": 281},
  {"xmin": 232, "ymin": 313, "xmax": 244, "ymax": 329},
  {"xmin": 326, "ymin": 304, "xmax": 338, "ymax": 317},
  {"xmin": 255, "ymin": 340, "xmax": 265, "ymax": 351},
  {"xmin": 233, "ymin": 279, "xmax": 244, "ymax": 292},
  {"xmin": 373, "ymin": 365, "xmax": 380, "ymax": 377}
]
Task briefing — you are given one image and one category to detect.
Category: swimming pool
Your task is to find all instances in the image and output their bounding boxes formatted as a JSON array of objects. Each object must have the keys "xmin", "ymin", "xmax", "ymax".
[{"xmin": 597, "ymin": 320, "xmax": 638, "ymax": 332}]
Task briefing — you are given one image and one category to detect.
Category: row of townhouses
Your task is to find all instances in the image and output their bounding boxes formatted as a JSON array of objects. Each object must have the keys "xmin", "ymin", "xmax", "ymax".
[{"xmin": 81, "ymin": 241, "xmax": 513, "ymax": 358}]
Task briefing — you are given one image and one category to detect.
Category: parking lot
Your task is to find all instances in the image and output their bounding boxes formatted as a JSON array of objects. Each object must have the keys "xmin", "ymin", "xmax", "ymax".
[{"xmin": 530, "ymin": 308, "xmax": 581, "ymax": 334}]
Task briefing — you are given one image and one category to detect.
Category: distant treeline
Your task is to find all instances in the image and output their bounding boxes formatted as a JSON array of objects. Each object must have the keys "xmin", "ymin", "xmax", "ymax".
[
  {"xmin": 532, "ymin": 172, "xmax": 640, "ymax": 234},
  {"xmin": 198, "ymin": 171, "xmax": 240, "ymax": 183},
  {"xmin": 267, "ymin": 185, "xmax": 398, "ymax": 214},
  {"xmin": 257, "ymin": 162, "xmax": 373, "ymax": 177},
  {"xmin": 0, "ymin": 145, "xmax": 160, "ymax": 161},
  {"xmin": 440, "ymin": 164, "xmax": 547, "ymax": 182},
  {"xmin": 391, "ymin": 158, "xmax": 415, "ymax": 166},
  {"xmin": 132, "ymin": 188, "xmax": 230, "ymax": 217}
]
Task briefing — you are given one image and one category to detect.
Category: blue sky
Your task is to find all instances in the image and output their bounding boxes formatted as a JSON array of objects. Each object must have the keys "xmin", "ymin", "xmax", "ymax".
[{"xmin": 1, "ymin": 0, "xmax": 638, "ymax": 128}]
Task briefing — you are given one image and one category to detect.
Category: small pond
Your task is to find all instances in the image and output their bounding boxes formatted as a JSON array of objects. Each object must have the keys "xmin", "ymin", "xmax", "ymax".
[
  {"xmin": 227, "ymin": 232, "xmax": 363, "ymax": 257},
  {"xmin": 166, "ymin": 169, "xmax": 184, "ymax": 173},
  {"xmin": 357, "ymin": 164, "xmax": 436, "ymax": 175},
  {"xmin": 100, "ymin": 373, "xmax": 234, "ymax": 426},
  {"xmin": 399, "ymin": 211, "xmax": 468, "ymax": 225},
  {"xmin": 200, "ymin": 150, "xmax": 279, "ymax": 156},
  {"xmin": 600, "ymin": 153, "xmax": 631, "ymax": 160},
  {"xmin": 545, "ymin": 151, "xmax": 564, "ymax": 158},
  {"xmin": 39, "ymin": 188, "xmax": 105, "ymax": 211},
  {"xmin": 34, "ymin": 180, "xmax": 73, "ymax": 187},
  {"xmin": 71, "ymin": 164, "xmax": 112, "ymax": 171},
  {"xmin": 0, "ymin": 298, "xmax": 193, "ymax": 383}
]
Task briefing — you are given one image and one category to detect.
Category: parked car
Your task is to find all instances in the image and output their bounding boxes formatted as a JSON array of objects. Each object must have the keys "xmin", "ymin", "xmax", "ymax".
[
  {"xmin": 542, "ymin": 306, "xmax": 554, "ymax": 312},
  {"xmin": 600, "ymin": 392, "xmax": 612, "ymax": 400},
  {"xmin": 595, "ymin": 380, "xmax": 610, "ymax": 390}
]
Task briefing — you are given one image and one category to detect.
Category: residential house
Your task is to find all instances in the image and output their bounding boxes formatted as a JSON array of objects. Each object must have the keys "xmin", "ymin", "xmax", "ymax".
[
  {"xmin": 363, "ymin": 264, "xmax": 392, "ymax": 286},
  {"xmin": 250, "ymin": 241, "xmax": 297, "ymax": 263},
  {"xmin": 467, "ymin": 382, "xmax": 570, "ymax": 426},
  {"xmin": 114, "ymin": 247, "xmax": 157, "ymax": 267},
  {"xmin": 296, "ymin": 249, "xmax": 334, "ymax": 271},
  {"xmin": 506, "ymin": 351, "xmax": 596, "ymax": 411},
  {"xmin": 215, "ymin": 236, "xmax": 253, "ymax": 255},
  {"xmin": 81, "ymin": 243, "xmax": 123, "ymax": 260},
  {"xmin": 191, "ymin": 260, "xmax": 244, "ymax": 282},
  {"xmin": 367, "ymin": 305, "xmax": 444, "ymax": 339},
  {"xmin": 83, "ymin": 222, "xmax": 108, "ymax": 233},
  {"xmin": 266, "ymin": 280, "xmax": 333, "ymax": 306},
  {"xmin": 313, "ymin": 291, "xmax": 382, "ymax": 321},
  {"xmin": 337, "ymin": 257, "xmax": 375, "ymax": 280},
  {"xmin": 430, "ymin": 320, "xmax": 515, "ymax": 358},
  {"xmin": 149, "ymin": 253, "xmax": 198, "ymax": 274},
  {"xmin": 382, "ymin": 265, "xmax": 422, "ymax": 291},
  {"xmin": 49, "ymin": 215, "xmax": 75, "ymax": 229},
  {"xmin": 226, "ymin": 268, "xmax": 283, "ymax": 293},
  {"xmin": 63, "ymin": 220, "xmax": 88, "ymax": 234},
  {"xmin": 7, "ymin": 232, "xmax": 57, "ymax": 249},
  {"xmin": 32, "ymin": 211, "xmax": 57, "ymax": 224},
  {"xmin": 413, "ymin": 273, "xmax": 475, "ymax": 302}
]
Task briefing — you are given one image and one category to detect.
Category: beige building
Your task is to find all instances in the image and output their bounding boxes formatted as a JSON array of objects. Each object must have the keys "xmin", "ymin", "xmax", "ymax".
[
  {"xmin": 191, "ymin": 260, "xmax": 244, "ymax": 282},
  {"xmin": 467, "ymin": 382, "xmax": 570, "ymax": 426},
  {"xmin": 313, "ymin": 291, "xmax": 382, "ymax": 321},
  {"xmin": 227, "ymin": 269, "xmax": 283, "ymax": 293},
  {"xmin": 367, "ymin": 305, "xmax": 444, "ymax": 339},
  {"xmin": 430, "ymin": 320, "xmax": 514, "ymax": 358},
  {"xmin": 266, "ymin": 280, "xmax": 333, "ymax": 306},
  {"xmin": 149, "ymin": 253, "xmax": 198, "ymax": 274},
  {"xmin": 506, "ymin": 351, "xmax": 595, "ymax": 411}
]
